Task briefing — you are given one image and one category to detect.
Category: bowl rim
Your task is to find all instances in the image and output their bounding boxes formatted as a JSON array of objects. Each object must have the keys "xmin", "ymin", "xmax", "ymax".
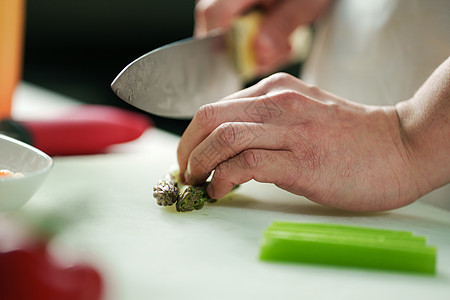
[{"xmin": 0, "ymin": 133, "xmax": 53, "ymax": 180}]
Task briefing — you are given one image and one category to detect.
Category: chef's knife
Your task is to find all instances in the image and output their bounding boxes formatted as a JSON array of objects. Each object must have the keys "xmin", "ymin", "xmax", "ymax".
[{"xmin": 111, "ymin": 12, "xmax": 264, "ymax": 119}]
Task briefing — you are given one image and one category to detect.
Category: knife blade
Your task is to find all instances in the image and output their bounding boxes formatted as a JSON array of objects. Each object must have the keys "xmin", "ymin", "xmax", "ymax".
[{"xmin": 111, "ymin": 12, "xmax": 263, "ymax": 119}]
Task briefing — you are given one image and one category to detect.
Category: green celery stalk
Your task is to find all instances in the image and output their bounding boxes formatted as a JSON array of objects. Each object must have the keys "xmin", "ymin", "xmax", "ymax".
[
  {"xmin": 259, "ymin": 222, "xmax": 436, "ymax": 274},
  {"xmin": 265, "ymin": 228, "xmax": 426, "ymax": 248},
  {"xmin": 270, "ymin": 222, "xmax": 415, "ymax": 238}
]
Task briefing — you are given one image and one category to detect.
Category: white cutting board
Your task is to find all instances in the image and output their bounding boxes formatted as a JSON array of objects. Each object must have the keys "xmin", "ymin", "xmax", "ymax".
[
  {"xmin": 11, "ymin": 83, "xmax": 450, "ymax": 300},
  {"xmin": 17, "ymin": 128, "xmax": 450, "ymax": 300}
]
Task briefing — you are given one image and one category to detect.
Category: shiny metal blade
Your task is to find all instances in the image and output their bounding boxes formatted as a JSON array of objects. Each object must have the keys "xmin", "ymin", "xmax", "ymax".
[{"xmin": 111, "ymin": 32, "xmax": 242, "ymax": 119}]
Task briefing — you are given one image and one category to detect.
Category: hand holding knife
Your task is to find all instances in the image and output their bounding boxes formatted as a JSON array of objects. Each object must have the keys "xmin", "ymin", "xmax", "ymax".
[
  {"xmin": 111, "ymin": 11, "xmax": 265, "ymax": 119},
  {"xmin": 111, "ymin": 11, "xmax": 308, "ymax": 119}
]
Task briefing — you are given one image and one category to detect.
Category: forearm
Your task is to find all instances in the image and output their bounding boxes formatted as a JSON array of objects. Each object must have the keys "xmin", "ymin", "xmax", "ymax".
[{"xmin": 396, "ymin": 56, "xmax": 450, "ymax": 197}]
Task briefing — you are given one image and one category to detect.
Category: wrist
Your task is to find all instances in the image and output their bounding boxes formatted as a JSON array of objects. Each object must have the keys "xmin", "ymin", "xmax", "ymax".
[
  {"xmin": 394, "ymin": 57, "xmax": 450, "ymax": 201},
  {"xmin": 375, "ymin": 105, "xmax": 424, "ymax": 207},
  {"xmin": 395, "ymin": 99, "xmax": 450, "ymax": 200}
]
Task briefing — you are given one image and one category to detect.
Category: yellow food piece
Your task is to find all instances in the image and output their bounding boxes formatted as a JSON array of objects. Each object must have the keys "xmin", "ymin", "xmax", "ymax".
[{"xmin": 229, "ymin": 11, "xmax": 263, "ymax": 82}]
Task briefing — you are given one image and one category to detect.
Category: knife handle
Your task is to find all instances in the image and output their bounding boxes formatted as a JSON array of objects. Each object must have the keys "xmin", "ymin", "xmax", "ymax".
[{"xmin": 3, "ymin": 105, "xmax": 151, "ymax": 156}]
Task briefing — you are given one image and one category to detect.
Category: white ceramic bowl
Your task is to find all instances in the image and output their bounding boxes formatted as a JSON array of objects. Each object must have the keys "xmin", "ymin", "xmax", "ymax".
[{"xmin": 0, "ymin": 134, "xmax": 53, "ymax": 211}]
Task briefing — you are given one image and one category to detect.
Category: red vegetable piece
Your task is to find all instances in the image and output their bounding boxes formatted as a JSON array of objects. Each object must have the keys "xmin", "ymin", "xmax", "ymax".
[{"xmin": 0, "ymin": 244, "xmax": 103, "ymax": 300}]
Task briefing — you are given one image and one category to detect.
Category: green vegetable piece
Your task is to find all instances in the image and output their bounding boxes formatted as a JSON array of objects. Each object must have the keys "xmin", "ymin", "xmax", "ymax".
[
  {"xmin": 259, "ymin": 222, "xmax": 437, "ymax": 274},
  {"xmin": 153, "ymin": 175, "xmax": 179, "ymax": 207},
  {"xmin": 153, "ymin": 167, "xmax": 241, "ymax": 212},
  {"xmin": 176, "ymin": 184, "xmax": 211, "ymax": 212},
  {"xmin": 266, "ymin": 222, "xmax": 426, "ymax": 247}
]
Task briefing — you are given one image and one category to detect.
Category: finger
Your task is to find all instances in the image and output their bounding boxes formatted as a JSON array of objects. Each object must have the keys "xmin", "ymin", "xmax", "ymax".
[
  {"xmin": 221, "ymin": 72, "xmax": 302, "ymax": 100},
  {"xmin": 223, "ymin": 72, "xmax": 346, "ymax": 105},
  {"xmin": 254, "ymin": 1, "xmax": 302, "ymax": 67},
  {"xmin": 178, "ymin": 98, "xmax": 252, "ymax": 182},
  {"xmin": 184, "ymin": 122, "xmax": 287, "ymax": 185},
  {"xmin": 194, "ymin": 0, "xmax": 209, "ymax": 37},
  {"xmin": 177, "ymin": 96, "xmax": 284, "ymax": 181},
  {"xmin": 261, "ymin": 0, "xmax": 330, "ymax": 36},
  {"xmin": 254, "ymin": 0, "xmax": 330, "ymax": 69},
  {"xmin": 206, "ymin": 149, "xmax": 295, "ymax": 199},
  {"xmin": 178, "ymin": 73, "xmax": 336, "ymax": 183},
  {"xmin": 194, "ymin": 0, "xmax": 259, "ymax": 37},
  {"xmin": 220, "ymin": 82, "xmax": 267, "ymax": 101}
]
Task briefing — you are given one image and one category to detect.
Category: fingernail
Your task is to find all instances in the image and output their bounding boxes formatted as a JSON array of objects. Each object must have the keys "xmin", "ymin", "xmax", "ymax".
[
  {"xmin": 206, "ymin": 183, "xmax": 214, "ymax": 199},
  {"xmin": 184, "ymin": 171, "xmax": 191, "ymax": 185},
  {"xmin": 184, "ymin": 163, "xmax": 192, "ymax": 184},
  {"xmin": 179, "ymin": 171, "xmax": 185, "ymax": 184}
]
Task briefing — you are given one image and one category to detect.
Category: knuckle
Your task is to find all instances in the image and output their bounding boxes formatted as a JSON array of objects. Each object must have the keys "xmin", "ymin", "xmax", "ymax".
[
  {"xmin": 213, "ymin": 162, "xmax": 230, "ymax": 181},
  {"xmin": 305, "ymin": 84, "xmax": 322, "ymax": 98},
  {"xmin": 263, "ymin": 72, "xmax": 296, "ymax": 88},
  {"xmin": 216, "ymin": 122, "xmax": 237, "ymax": 146},
  {"xmin": 250, "ymin": 73, "xmax": 298, "ymax": 101},
  {"xmin": 196, "ymin": 103, "xmax": 218, "ymax": 127},
  {"xmin": 240, "ymin": 149, "xmax": 261, "ymax": 169},
  {"xmin": 272, "ymin": 72, "xmax": 297, "ymax": 82},
  {"xmin": 270, "ymin": 90, "xmax": 303, "ymax": 111}
]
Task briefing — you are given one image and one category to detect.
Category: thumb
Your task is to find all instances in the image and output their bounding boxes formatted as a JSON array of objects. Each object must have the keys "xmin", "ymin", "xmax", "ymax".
[
  {"xmin": 255, "ymin": 1, "xmax": 300, "ymax": 64},
  {"xmin": 195, "ymin": 0, "xmax": 260, "ymax": 37}
]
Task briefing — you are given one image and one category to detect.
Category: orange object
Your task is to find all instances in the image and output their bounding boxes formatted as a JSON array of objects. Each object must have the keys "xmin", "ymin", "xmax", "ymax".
[
  {"xmin": 0, "ymin": 0, "xmax": 25, "ymax": 119},
  {"xmin": 0, "ymin": 169, "xmax": 23, "ymax": 178},
  {"xmin": 0, "ymin": 169, "xmax": 14, "ymax": 177}
]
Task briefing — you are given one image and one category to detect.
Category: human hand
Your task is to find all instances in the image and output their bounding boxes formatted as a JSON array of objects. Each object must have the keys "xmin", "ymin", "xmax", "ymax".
[
  {"xmin": 177, "ymin": 73, "xmax": 421, "ymax": 212},
  {"xmin": 195, "ymin": 0, "xmax": 330, "ymax": 75}
]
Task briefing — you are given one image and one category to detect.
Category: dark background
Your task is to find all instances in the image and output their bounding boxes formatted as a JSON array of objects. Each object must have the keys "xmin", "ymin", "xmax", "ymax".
[{"xmin": 23, "ymin": 0, "xmax": 301, "ymax": 135}]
